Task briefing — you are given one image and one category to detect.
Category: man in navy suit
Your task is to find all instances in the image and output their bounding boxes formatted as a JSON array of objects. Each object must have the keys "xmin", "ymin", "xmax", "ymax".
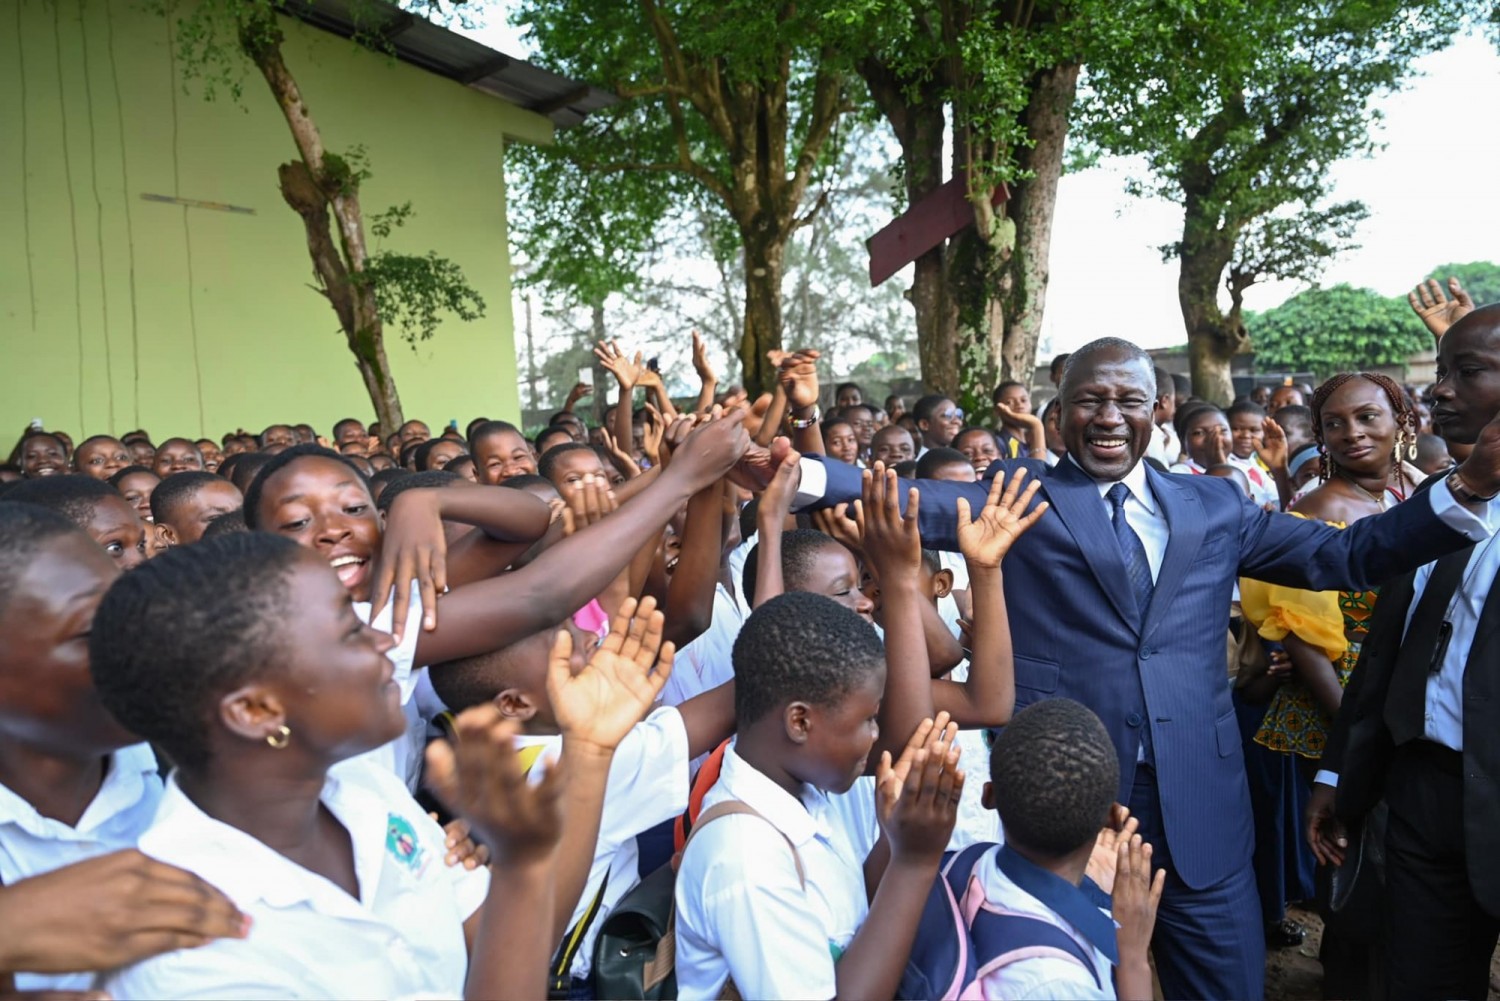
[{"xmin": 768, "ymin": 338, "xmax": 1499, "ymax": 999}]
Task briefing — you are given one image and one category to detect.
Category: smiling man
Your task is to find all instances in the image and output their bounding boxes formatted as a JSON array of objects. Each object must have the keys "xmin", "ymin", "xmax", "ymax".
[{"xmin": 777, "ymin": 336, "xmax": 1500, "ymax": 1001}]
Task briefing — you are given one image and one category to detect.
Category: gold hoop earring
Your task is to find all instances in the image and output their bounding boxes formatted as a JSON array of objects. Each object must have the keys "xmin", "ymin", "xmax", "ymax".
[{"xmin": 266, "ymin": 725, "xmax": 291, "ymax": 750}]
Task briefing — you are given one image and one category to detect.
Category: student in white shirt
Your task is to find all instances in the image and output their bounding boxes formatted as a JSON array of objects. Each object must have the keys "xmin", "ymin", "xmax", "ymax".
[
  {"xmin": 90, "ymin": 532, "xmax": 674, "ymax": 1001},
  {"xmin": 239, "ymin": 436, "xmax": 744, "ymax": 786},
  {"xmin": 428, "ymin": 596, "xmax": 736, "ymax": 993},
  {"xmin": 674, "ymin": 592, "xmax": 963, "ymax": 1000},
  {"xmin": 1225, "ymin": 401, "xmax": 1281, "ymax": 509},
  {"xmin": 970, "ymin": 699, "xmax": 1164, "ymax": 1001},
  {"xmin": 0, "ymin": 505, "xmax": 189, "ymax": 992}
]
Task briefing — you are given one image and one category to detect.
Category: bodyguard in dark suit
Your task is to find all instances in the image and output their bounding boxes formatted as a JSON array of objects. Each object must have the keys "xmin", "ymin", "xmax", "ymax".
[
  {"xmin": 1310, "ymin": 306, "xmax": 1500, "ymax": 1000},
  {"xmin": 785, "ymin": 338, "xmax": 1498, "ymax": 999}
]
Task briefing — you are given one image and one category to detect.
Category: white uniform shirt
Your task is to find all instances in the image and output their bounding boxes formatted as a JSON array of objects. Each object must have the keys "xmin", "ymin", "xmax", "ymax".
[
  {"xmin": 674, "ymin": 741, "xmax": 870, "ymax": 1001},
  {"xmin": 662, "ymin": 583, "xmax": 744, "ymax": 708},
  {"xmin": 972, "ymin": 846, "xmax": 1115, "ymax": 1000},
  {"xmin": 0, "ymin": 744, "xmax": 162, "ymax": 993},
  {"xmin": 515, "ymin": 705, "xmax": 690, "ymax": 980},
  {"xmin": 351, "ymin": 583, "xmax": 427, "ymax": 789},
  {"xmin": 104, "ymin": 757, "xmax": 487, "ymax": 1001}
]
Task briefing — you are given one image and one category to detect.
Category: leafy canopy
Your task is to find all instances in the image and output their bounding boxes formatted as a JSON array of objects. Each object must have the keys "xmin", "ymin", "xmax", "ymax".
[{"xmin": 1247, "ymin": 284, "xmax": 1427, "ymax": 380}]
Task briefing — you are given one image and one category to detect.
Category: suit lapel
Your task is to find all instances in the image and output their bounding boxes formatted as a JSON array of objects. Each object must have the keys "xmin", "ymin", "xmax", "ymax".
[
  {"xmin": 1043, "ymin": 459, "xmax": 1139, "ymax": 630},
  {"xmin": 1142, "ymin": 467, "xmax": 1206, "ymax": 642}
]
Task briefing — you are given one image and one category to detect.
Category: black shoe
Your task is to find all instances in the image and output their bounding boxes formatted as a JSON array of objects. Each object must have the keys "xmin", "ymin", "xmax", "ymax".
[{"xmin": 1265, "ymin": 917, "xmax": 1306, "ymax": 949}]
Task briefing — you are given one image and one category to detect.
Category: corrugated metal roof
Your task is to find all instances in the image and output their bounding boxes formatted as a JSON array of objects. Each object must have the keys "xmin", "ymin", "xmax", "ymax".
[{"xmin": 284, "ymin": 0, "xmax": 615, "ymax": 128}]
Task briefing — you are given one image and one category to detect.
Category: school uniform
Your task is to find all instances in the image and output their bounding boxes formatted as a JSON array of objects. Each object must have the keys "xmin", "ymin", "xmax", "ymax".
[
  {"xmin": 1226, "ymin": 453, "xmax": 1279, "ymax": 509},
  {"xmin": 662, "ymin": 583, "xmax": 744, "ymax": 708},
  {"xmin": 971, "ymin": 844, "xmax": 1118, "ymax": 999},
  {"xmin": 104, "ymin": 757, "xmax": 487, "ymax": 1000},
  {"xmin": 515, "ymin": 706, "xmax": 691, "ymax": 983},
  {"xmin": 1146, "ymin": 422, "xmax": 1180, "ymax": 467},
  {"xmin": 351, "ymin": 582, "xmax": 431, "ymax": 790},
  {"xmin": 0, "ymin": 743, "xmax": 162, "ymax": 993},
  {"xmin": 674, "ymin": 740, "xmax": 870, "ymax": 1001}
]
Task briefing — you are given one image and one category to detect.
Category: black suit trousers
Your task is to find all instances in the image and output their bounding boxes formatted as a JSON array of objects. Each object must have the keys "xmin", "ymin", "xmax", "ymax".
[{"xmin": 1384, "ymin": 741, "xmax": 1500, "ymax": 1000}]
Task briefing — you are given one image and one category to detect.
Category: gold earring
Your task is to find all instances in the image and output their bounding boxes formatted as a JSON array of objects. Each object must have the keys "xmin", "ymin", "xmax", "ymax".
[{"xmin": 266, "ymin": 725, "xmax": 291, "ymax": 750}]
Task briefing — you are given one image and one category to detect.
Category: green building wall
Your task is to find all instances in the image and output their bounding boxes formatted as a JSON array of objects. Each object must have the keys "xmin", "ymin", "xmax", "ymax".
[{"xmin": 0, "ymin": 0, "xmax": 547, "ymax": 444}]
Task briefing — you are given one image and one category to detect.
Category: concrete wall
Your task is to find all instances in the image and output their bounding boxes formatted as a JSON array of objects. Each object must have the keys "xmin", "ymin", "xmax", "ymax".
[{"xmin": 1, "ymin": 0, "xmax": 548, "ymax": 443}]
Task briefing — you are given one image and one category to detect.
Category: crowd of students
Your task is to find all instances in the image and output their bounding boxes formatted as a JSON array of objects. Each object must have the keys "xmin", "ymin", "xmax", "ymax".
[{"xmin": 0, "ymin": 275, "xmax": 1496, "ymax": 1000}]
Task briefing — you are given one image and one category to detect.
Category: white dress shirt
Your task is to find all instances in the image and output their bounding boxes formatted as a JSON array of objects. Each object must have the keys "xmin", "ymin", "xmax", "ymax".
[
  {"xmin": 0, "ymin": 744, "xmax": 163, "ymax": 993},
  {"xmin": 351, "ymin": 582, "xmax": 427, "ymax": 790},
  {"xmin": 106, "ymin": 758, "xmax": 488, "ymax": 1000},
  {"xmin": 674, "ymin": 741, "xmax": 870, "ymax": 1001},
  {"xmin": 1312, "ymin": 492, "xmax": 1498, "ymax": 788}
]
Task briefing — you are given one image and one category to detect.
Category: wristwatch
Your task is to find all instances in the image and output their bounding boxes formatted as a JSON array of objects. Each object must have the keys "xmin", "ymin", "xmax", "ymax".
[
  {"xmin": 1447, "ymin": 468, "xmax": 1497, "ymax": 504},
  {"xmin": 786, "ymin": 405, "xmax": 820, "ymax": 430}
]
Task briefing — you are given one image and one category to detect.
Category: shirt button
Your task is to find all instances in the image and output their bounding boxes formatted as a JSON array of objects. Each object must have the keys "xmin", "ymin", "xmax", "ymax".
[{"xmin": 1127, "ymin": 712, "xmax": 1143, "ymax": 727}]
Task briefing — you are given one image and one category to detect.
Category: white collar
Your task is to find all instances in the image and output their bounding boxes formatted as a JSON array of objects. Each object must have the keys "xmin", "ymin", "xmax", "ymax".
[
  {"xmin": 0, "ymin": 743, "xmax": 160, "ymax": 838},
  {"xmin": 1066, "ymin": 455, "xmax": 1159, "ymax": 514},
  {"xmin": 716, "ymin": 740, "xmax": 831, "ymax": 848}
]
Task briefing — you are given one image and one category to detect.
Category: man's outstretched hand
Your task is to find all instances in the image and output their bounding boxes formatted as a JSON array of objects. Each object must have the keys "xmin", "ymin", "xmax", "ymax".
[{"xmin": 727, "ymin": 436, "xmax": 798, "ymax": 495}]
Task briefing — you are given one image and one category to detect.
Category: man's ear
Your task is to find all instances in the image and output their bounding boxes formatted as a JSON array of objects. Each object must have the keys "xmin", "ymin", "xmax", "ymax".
[
  {"xmin": 493, "ymin": 688, "xmax": 539, "ymax": 722},
  {"xmin": 981, "ymin": 780, "xmax": 996, "ymax": 811},
  {"xmin": 931, "ymin": 568, "xmax": 954, "ymax": 600},
  {"xmin": 219, "ymin": 684, "xmax": 287, "ymax": 745},
  {"xmin": 784, "ymin": 702, "xmax": 812, "ymax": 745}
]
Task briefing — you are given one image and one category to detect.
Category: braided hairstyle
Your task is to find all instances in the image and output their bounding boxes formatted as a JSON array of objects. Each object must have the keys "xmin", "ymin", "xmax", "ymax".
[{"xmin": 1309, "ymin": 372, "xmax": 1418, "ymax": 482}]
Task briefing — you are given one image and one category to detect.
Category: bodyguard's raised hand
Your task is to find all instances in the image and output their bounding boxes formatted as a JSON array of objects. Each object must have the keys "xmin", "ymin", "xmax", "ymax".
[{"xmin": 1409, "ymin": 276, "xmax": 1475, "ymax": 342}]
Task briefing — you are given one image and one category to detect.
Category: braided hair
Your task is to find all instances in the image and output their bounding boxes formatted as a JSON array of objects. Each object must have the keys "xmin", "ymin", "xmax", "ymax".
[{"xmin": 1309, "ymin": 372, "xmax": 1417, "ymax": 482}]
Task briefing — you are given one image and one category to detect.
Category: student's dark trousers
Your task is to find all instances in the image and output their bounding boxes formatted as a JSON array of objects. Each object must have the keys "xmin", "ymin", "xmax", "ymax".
[{"xmin": 1383, "ymin": 740, "xmax": 1500, "ymax": 1001}]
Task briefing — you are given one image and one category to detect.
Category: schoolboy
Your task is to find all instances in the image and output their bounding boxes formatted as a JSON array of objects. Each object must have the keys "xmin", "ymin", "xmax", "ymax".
[
  {"xmin": 149, "ymin": 472, "xmax": 244, "ymax": 547},
  {"xmin": 674, "ymin": 592, "xmax": 963, "ymax": 1000},
  {"xmin": 978, "ymin": 698, "xmax": 1164, "ymax": 1000},
  {"xmin": 469, "ymin": 420, "xmax": 538, "ymax": 484},
  {"xmin": 871, "ymin": 425, "xmax": 915, "ymax": 466},
  {"xmin": 3, "ymin": 476, "xmax": 151, "ymax": 570},
  {"xmin": 916, "ymin": 446, "xmax": 977, "ymax": 483}
]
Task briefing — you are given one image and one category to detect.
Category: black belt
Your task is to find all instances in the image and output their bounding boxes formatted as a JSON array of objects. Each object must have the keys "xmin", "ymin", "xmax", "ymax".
[{"xmin": 1397, "ymin": 738, "xmax": 1463, "ymax": 777}]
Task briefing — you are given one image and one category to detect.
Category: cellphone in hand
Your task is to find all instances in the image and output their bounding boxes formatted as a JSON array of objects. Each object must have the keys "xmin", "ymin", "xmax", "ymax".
[{"xmin": 577, "ymin": 365, "xmax": 593, "ymax": 387}]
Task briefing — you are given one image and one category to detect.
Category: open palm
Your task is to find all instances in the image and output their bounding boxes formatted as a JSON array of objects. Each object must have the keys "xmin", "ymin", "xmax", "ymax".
[
  {"xmin": 547, "ymin": 596, "xmax": 674, "ymax": 756},
  {"xmin": 956, "ymin": 469, "xmax": 1048, "ymax": 569}
]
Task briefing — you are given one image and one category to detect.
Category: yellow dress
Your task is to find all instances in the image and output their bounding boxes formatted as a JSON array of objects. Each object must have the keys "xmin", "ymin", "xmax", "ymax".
[{"xmin": 1240, "ymin": 518, "xmax": 1376, "ymax": 760}]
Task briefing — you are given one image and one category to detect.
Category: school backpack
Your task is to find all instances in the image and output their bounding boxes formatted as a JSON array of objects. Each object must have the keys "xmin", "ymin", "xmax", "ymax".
[{"xmin": 897, "ymin": 842, "xmax": 1103, "ymax": 1000}]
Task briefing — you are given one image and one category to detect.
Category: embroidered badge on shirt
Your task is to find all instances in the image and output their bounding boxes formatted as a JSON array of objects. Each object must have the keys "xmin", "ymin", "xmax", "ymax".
[{"xmin": 386, "ymin": 813, "xmax": 428, "ymax": 875}]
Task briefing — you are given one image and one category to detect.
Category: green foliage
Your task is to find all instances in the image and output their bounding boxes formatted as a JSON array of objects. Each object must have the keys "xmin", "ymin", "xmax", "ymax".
[
  {"xmin": 1246, "ymin": 284, "xmax": 1427, "ymax": 380},
  {"xmin": 362, "ymin": 202, "xmax": 486, "ymax": 346},
  {"xmin": 1421, "ymin": 261, "xmax": 1500, "ymax": 307},
  {"xmin": 322, "ymin": 146, "xmax": 374, "ymax": 197}
]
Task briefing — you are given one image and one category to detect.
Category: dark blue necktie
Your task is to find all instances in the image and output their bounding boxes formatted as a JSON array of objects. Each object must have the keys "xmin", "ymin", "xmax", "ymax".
[{"xmin": 1107, "ymin": 483, "xmax": 1154, "ymax": 619}]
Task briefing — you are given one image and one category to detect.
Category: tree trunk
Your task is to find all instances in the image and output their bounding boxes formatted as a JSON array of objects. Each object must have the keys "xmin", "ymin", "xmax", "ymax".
[
  {"xmin": 1000, "ymin": 63, "xmax": 1079, "ymax": 384},
  {"xmin": 591, "ymin": 302, "xmax": 610, "ymax": 428},
  {"xmin": 738, "ymin": 230, "xmax": 785, "ymax": 395},
  {"xmin": 242, "ymin": 11, "xmax": 403, "ymax": 427},
  {"xmin": 1177, "ymin": 191, "xmax": 1244, "ymax": 405}
]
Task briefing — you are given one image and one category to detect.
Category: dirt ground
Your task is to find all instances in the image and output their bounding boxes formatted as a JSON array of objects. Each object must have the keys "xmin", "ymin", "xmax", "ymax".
[{"xmin": 1262, "ymin": 904, "xmax": 1500, "ymax": 1000}]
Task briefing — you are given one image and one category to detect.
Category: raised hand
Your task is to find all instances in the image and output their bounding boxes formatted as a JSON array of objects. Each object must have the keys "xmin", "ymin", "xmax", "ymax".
[
  {"xmin": 548, "ymin": 596, "xmax": 675, "ymax": 757},
  {"xmin": 597, "ymin": 428, "xmax": 641, "ymax": 480},
  {"xmin": 664, "ymin": 408, "xmax": 752, "ymax": 491},
  {"xmin": 641, "ymin": 403, "xmax": 666, "ymax": 467},
  {"xmin": 0, "ymin": 850, "xmax": 248, "ymax": 975},
  {"xmin": 759, "ymin": 448, "xmax": 804, "ymax": 526},
  {"xmin": 424, "ymin": 706, "xmax": 564, "ymax": 866},
  {"xmin": 594, "ymin": 339, "xmax": 646, "ymax": 390},
  {"xmin": 1408, "ymin": 276, "xmax": 1475, "ymax": 342},
  {"xmin": 1083, "ymin": 804, "xmax": 1139, "ymax": 894},
  {"xmin": 560, "ymin": 475, "xmax": 618, "ymax": 538},
  {"xmin": 861, "ymin": 464, "xmax": 921, "ymax": 586},
  {"xmin": 1255, "ymin": 416, "xmax": 1289, "ymax": 472},
  {"xmin": 369, "ymin": 486, "xmax": 449, "ymax": 640},
  {"xmin": 1111, "ymin": 833, "xmax": 1166, "ymax": 962},
  {"xmin": 692, "ymin": 330, "xmax": 716, "ymax": 386},
  {"xmin": 434, "ymin": 813, "xmax": 491, "ymax": 870},
  {"xmin": 812, "ymin": 503, "xmax": 863, "ymax": 554},
  {"xmin": 877, "ymin": 715, "xmax": 963, "ymax": 864},
  {"xmin": 769, "ymin": 348, "xmax": 822, "ymax": 410},
  {"xmin": 1205, "ymin": 425, "xmax": 1230, "ymax": 468},
  {"xmin": 565, "ymin": 381, "xmax": 592, "ymax": 410},
  {"xmin": 955, "ymin": 468, "xmax": 1047, "ymax": 569}
]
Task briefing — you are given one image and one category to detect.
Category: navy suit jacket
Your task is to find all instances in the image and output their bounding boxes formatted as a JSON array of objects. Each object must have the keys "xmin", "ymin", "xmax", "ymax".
[{"xmin": 812, "ymin": 454, "xmax": 1474, "ymax": 888}]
